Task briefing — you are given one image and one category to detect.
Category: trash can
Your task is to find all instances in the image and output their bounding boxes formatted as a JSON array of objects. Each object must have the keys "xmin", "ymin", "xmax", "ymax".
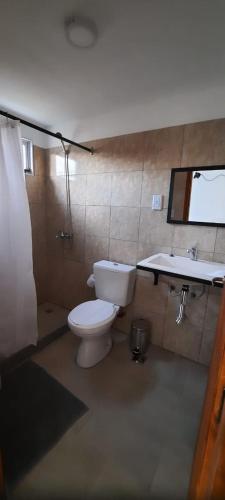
[{"xmin": 129, "ymin": 319, "xmax": 150, "ymax": 363}]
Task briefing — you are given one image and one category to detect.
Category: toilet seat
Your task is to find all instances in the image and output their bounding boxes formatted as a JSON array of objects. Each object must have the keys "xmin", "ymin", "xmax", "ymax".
[{"xmin": 68, "ymin": 299, "xmax": 118, "ymax": 332}]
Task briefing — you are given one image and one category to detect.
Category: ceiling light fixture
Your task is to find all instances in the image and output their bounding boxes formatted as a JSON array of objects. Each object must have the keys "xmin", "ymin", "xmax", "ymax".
[{"xmin": 65, "ymin": 15, "xmax": 98, "ymax": 49}]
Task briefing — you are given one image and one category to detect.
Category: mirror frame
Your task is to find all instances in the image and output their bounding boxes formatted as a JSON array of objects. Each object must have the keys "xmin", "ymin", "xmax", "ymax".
[{"xmin": 167, "ymin": 165, "xmax": 225, "ymax": 227}]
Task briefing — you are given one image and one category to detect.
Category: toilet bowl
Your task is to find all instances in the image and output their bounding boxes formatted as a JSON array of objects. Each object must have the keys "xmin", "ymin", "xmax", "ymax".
[
  {"xmin": 68, "ymin": 299, "xmax": 119, "ymax": 368},
  {"xmin": 68, "ymin": 260, "xmax": 136, "ymax": 368}
]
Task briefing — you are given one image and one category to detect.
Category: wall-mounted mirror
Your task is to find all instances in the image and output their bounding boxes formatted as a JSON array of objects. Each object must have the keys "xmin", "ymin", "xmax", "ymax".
[{"xmin": 167, "ymin": 166, "xmax": 225, "ymax": 226}]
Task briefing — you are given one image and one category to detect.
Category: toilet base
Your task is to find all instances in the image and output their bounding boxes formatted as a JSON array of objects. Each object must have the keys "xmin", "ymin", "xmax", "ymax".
[{"xmin": 76, "ymin": 331, "xmax": 112, "ymax": 368}]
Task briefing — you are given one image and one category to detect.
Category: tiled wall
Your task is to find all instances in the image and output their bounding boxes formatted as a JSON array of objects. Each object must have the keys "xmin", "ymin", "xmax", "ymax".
[
  {"xmin": 33, "ymin": 119, "xmax": 225, "ymax": 365},
  {"xmin": 26, "ymin": 146, "xmax": 47, "ymax": 304}
]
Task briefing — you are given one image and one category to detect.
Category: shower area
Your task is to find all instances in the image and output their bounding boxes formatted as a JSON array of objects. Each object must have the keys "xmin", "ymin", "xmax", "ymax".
[
  {"xmin": 28, "ymin": 134, "xmax": 90, "ymax": 349},
  {"xmin": 0, "ymin": 111, "xmax": 92, "ymax": 367},
  {"xmin": 31, "ymin": 137, "xmax": 74, "ymax": 346}
]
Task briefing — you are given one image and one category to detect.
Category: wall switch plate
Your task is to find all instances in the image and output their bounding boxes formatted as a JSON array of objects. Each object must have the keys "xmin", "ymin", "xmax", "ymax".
[{"xmin": 152, "ymin": 194, "xmax": 163, "ymax": 210}]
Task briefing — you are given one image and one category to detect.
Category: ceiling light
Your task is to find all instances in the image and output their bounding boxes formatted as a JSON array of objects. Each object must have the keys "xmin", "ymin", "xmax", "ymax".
[{"xmin": 65, "ymin": 16, "xmax": 98, "ymax": 49}]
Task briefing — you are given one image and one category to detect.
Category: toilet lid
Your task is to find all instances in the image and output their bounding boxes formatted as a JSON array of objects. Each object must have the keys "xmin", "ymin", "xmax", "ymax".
[{"xmin": 68, "ymin": 299, "xmax": 116, "ymax": 328}]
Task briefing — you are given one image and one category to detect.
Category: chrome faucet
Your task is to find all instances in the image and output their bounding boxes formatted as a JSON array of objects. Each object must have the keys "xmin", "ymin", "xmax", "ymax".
[{"xmin": 187, "ymin": 246, "xmax": 198, "ymax": 261}]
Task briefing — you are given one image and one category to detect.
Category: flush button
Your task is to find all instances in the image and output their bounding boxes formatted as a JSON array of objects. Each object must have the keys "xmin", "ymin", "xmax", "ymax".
[{"xmin": 113, "ymin": 262, "xmax": 119, "ymax": 266}]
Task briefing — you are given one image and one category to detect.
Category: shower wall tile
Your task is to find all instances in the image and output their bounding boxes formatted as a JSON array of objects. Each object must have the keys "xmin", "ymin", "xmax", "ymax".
[
  {"xmin": 85, "ymin": 236, "xmax": 109, "ymax": 263},
  {"xmin": 46, "ymin": 176, "xmax": 66, "ymax": 205},
  {"xmin": 44, "ymin": 118, "xmax": 225, "ymax": 365},
  {"xmin": 85, "ymin": 206, "xmax": 110, "ymax": 238},
  {"xmin": 26, "ymin": 175, "xmax": 44, "ymax": 204},
  {"xmin": 46, "ymin": 203, "xmax": 65, "ymax": 258},
  {"xmin": 86, "ymin": 173, "xmax": 112, "ymax": 205},
  {"xmin": 69, "ymin": 175, "xmax": 87, "ymax": 205},
  {"xmin": 33, "ymin": 146, "xmax": 47, "ymax": 176},
  {"xmin": 62, "ymin": 260, "xmax": 90, "ymax": 309},
  {"xmin": 47, "ymin": 257, "xmax": 65, "ymax": 306},
  {"xmin": 70, "ymin": 205, "xmax": 86, "ymax": 235},
  {"xmin": 26, "ymin": 146, "xmax": 47, "ymax": 304},
  {"xmin": 63, "ymin": 234, "xmax": 85, "ymax": 263}
]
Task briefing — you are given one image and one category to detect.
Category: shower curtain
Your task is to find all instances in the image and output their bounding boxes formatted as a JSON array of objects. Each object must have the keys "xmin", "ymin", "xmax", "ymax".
[{"xmin": 0, "ymin": 119, "xmax": 37, "ymax": 358}]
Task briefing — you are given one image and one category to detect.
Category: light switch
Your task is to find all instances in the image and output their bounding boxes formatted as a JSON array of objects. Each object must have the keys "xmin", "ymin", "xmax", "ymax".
[{"xmin": 152, "ymin": 194, "xmax": 163, "ymax": 210}]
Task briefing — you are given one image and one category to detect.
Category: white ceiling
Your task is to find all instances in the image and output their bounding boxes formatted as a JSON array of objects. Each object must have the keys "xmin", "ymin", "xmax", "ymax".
[{"xmin": 1, "ymin": 0, "xmax": 225, "ymax": 143}]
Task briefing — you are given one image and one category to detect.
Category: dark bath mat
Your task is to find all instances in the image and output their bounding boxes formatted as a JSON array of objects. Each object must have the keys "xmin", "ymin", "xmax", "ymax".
[{"xmin": 0, "ymin": 360, "xmax": 88, "ymax": 488}]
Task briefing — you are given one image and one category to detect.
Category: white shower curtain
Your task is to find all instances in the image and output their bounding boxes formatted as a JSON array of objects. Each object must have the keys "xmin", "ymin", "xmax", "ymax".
[{"xmin": 0, "ymin": 119, "xmax": 38, "ymax": 358}]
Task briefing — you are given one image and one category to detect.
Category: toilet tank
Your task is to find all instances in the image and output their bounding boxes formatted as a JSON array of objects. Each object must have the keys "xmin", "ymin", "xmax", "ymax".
[{"xmin": 93, "ymin": 260, "xmax": 136, "ymax": 307}]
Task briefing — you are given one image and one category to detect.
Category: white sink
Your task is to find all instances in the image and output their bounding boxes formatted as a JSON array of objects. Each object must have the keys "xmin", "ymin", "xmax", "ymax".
[{"xmin": 137, "ymin": 253, "xmax": 225, "ymax": 284}]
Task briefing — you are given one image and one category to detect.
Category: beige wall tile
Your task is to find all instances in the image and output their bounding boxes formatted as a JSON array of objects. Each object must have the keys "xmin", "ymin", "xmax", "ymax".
[
  {"xmin": 114, "ymin": 303, "xmax": 134, "ymax": 334},
  {"xmin": 134, "ymin": 276, "xmax": 168, "ymax": 315},
  {"xmin": 86, "ymin": 133, "xmax": 144, "ymax": 174},
  {"xmin": 29, "ymin": 202, "xmax": 46, "ymax": 238},
  {"xmin": 144, "ymin": 126, "xmax": 183, "ymax": 169},
  {"xmin": 133, "ymin": 308, "xmax": 165, "ymax": 347},
  {"xmin": 33, "ymin": 146, "xmax": 47, "ymax": 176},
  {"xmin": 69, "ymin": 175, "xmax": 87, "ymax": 205},
  {"xmin": 162, "ymin": 281, "xmax": 208, "ymax": 361},
  {"xmin": 62, "ymin": 260, "xmax": 90, "ymax": 309},
  {"xmin": 33, "ymin": 259, "xmax": 47, "ymax": 305},
  {"xmin": 141, "ymin": 169, "xmax": 171, "ymax": 208},
  {"xmin": 85, "ymin": 236, "xmax": 109, "ymax": 263},
  {"xmin": 163, "ymin": 301, "xmax": 202, "ymax": 362},
  {"xmin": 85, "ymin": 137, "xmax": 116, "ymax": 174},
  {"xmin": 181, "ymin": 119, "xmax": 225, "ymax": 167},
  {"xmin": 46, "ymin": 257, "xmax": 65, "ymax": 306},
  {"xmin": 46, "ymin": 176, "xmax": 66, "ymax": 205},
  {"xmin": 47, "ymin": 148, "xmax": 90, "ymax": 176},
  {"xmin": 215, "ymin": 228, "xmax": 225, "ymax": 254},
  {"xmin": 110, "ymin": 207, "xmax": 140, "ymax": 241},
  {"xmin": 63, "ymin": 235, "xmax": 85, "ymax": 263},
  {"xmin": 70, "ymin": 205, "xmax": 85, "ymax": 235},
  {"xmin": 86, "ymin": 206, "xmax": 110, "ymax": 238},
  {"xmin": 139, "ymin": 209, "xmax": 174, "ymax": 246},
  {"xmin": 46, "ymin": 203, "xmax": 65, "ymax": 258},
  {"xmin": 109, "ymin": 239, "xmax": 137, "ymax": 265},
  {"xmin": 111, "ymin": 171, "xmax": 142, "ymax": 207},
  {"xmin": 173, "ymin": 225, "xmax": 217, "ymax": 252},
  {"xmin": 26, "ymin": 175, "xmax": 45, "ymax": 204},
  {"xmin": 213, "ymin": 252, "xmax": 225, "ymax": 264},
  {"xmin": 203, "ymin": 286, "xmax": 221, "ymax": 333},
  {"xmin": 86, "ymin": 173, "xmax": 112, "ymax": 205},
  {"xmin": 137, "ymin": 242, "xmax": 172, "ymax": 261},
  {"xmin": 199, "ymin": 327, "xmax": 216, "ymax": 366}
]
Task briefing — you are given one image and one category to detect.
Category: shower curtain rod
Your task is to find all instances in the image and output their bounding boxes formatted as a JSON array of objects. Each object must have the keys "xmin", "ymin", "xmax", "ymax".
[{"xmin": 0, "ymin": 110, "xmax": 93, "ymax": 154}]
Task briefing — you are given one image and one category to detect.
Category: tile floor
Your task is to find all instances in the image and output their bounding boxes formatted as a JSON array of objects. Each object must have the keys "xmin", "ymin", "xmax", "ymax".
[
  {"xmin": 11, "ymin": 330, "xmax": 208, "ymax": 500},
  {"xmin": 38, "ymin": 303, "xmax": 69, "ymax": 339}
]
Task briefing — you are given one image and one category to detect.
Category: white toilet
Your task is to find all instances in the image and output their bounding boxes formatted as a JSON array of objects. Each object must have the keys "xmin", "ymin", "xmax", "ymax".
[{"xmin": 68, "ymin": 260, "xmax": 136, "ymax": 368}]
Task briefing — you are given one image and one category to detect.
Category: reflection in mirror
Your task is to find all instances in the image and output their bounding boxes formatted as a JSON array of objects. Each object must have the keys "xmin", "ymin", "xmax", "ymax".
[{"xmin": 168, "ymin": 167, "xmax": 225, "ymax": 226}]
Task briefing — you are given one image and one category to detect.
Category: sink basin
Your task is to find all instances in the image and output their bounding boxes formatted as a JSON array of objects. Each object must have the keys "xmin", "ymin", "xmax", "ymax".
[{"xmin": 137, "ymin": 253, "xmax": 225, "ymax": 284}]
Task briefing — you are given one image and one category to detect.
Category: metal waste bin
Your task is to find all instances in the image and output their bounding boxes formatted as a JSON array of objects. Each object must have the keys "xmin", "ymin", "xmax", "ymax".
[{"xmin": 129, "ymin": 319, "xmax": 150, "ymax": 363}]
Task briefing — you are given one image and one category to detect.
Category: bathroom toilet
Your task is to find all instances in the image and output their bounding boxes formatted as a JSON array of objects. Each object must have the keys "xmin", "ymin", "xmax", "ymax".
[{"xmin": 68, "ymin": 260, "xmax": 136, "ymax": 368}]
